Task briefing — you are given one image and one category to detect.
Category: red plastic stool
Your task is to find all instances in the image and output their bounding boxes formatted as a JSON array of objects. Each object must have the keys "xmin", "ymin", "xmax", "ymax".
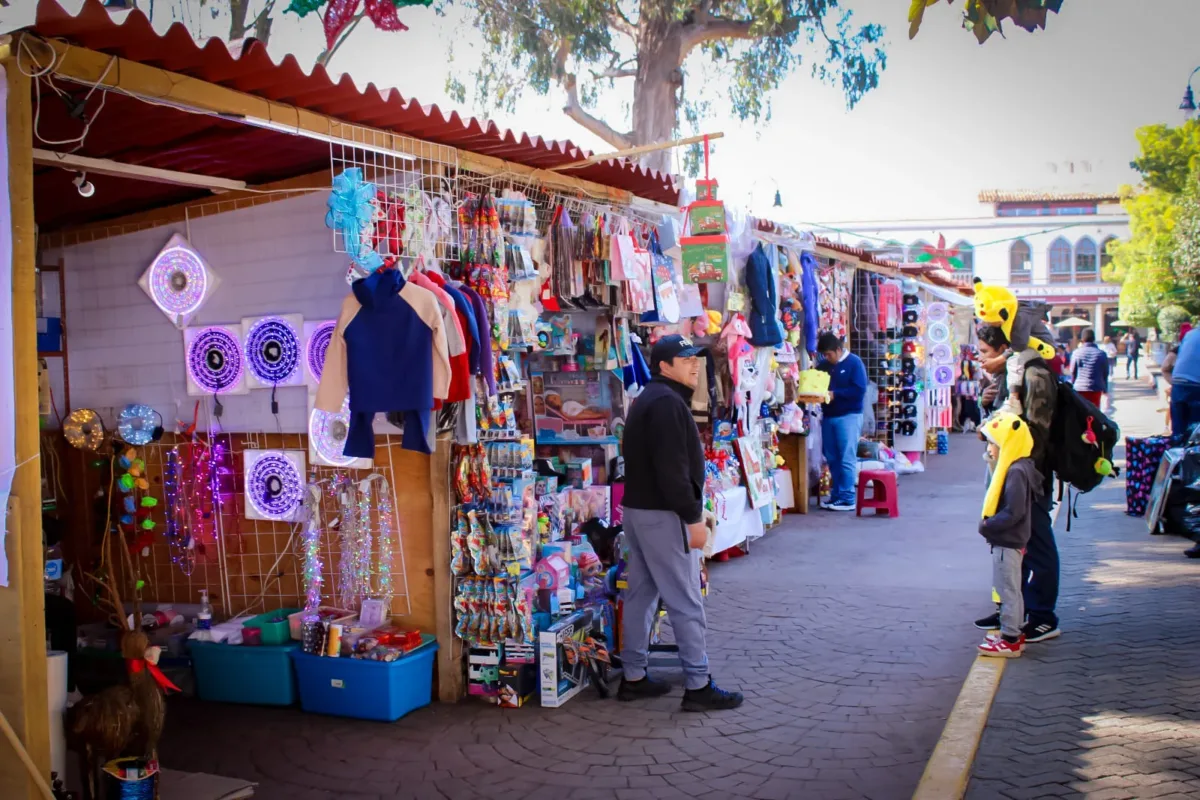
[{"xmin": 856, "ymin": 469, "xmax": 899, "ymax": 518}]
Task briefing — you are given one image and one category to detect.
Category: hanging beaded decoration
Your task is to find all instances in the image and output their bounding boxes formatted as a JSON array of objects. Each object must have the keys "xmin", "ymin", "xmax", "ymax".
[
  {"xmin": 375, "ymin": 477, "xmax": 395, "ymax": 608},
  {"xmin": 301, "ymin": 483, "xmax": 324, "ymax": 612},
  {"xmin": 162, "ymin": 448, "xmax": 196, "ymax": 575}
]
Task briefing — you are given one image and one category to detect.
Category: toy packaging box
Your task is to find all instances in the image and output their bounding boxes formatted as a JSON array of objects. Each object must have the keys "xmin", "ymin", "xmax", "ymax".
[
  {"xmin": 530, "ymin": 371, "xmax": 623, "ymax": 445},
  {"xmin": 538, "ymin": 606, "xmax": 604, "ymax": 708}
]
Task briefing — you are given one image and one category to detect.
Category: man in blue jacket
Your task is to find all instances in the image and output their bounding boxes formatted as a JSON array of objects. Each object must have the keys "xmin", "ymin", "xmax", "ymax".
[{"xmin": 816, "ymin": 332, "xmax": 868, "ymax": 511}]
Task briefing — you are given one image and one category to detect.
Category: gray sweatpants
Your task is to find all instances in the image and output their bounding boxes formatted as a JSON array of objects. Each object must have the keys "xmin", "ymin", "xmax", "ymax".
[
  {"xmin": 992, "ymin": 546, "xmax": 1024, "ymax": 638},
  {"xmin": 620, "ymin": 507, "xmax": 709, "ymax": 690}
]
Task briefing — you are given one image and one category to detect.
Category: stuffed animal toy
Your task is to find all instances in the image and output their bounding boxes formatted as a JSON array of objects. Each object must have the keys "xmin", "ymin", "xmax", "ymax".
[{"xmin": 972, "ymin": 278, "xmax": 1055, "ymax": 359}]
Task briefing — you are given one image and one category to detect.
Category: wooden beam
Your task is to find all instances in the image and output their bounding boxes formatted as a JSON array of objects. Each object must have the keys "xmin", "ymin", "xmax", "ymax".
[
  {"xmin": 38, "ymin": 169, "xmax": 328, "ymax": 250},
  {"xmin": 429, "ymin": 434, "xmax": 462, "ymax": 702},
  {"xmin": 549, "ymin": 132, "xmax": 724, "ymax": 172},
  {"xmin": 32, "ymin": 148, "xmax": 248, "ymax": 192},
  {"xmin": 0, "ymin": 55, "xmax": 51, "ymax": 797}
]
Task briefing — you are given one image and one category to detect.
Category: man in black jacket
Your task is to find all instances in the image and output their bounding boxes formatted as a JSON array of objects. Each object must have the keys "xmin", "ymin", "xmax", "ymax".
[{"xmin": 618, "ymin": 335, "xmax": 744, "ymax": 711}]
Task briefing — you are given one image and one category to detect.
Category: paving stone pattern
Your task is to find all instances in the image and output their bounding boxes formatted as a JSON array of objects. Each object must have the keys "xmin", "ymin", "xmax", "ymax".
[
  {"xmin": 160, "ymin": 439, "xmax": 994, "ymax": 800},
  {"xmin": 968, "ymin": 378, "xmax": 1200, "ymax": 800}
]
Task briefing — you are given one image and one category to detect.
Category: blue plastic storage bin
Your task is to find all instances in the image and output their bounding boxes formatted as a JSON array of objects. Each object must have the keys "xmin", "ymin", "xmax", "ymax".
[
  {"xmin": 189, "ymin": 641, "xmax": 299, "ymax": 706},
  {"xmin": 290, "ymin": 635, "xmax": 437, "ymax": 721}
]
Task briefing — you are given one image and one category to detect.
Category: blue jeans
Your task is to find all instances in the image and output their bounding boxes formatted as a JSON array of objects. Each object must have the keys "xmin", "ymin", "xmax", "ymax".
[
  {"xmin": 1022, "ymin": 491, "xmax": 1059, "ymax": 627},
  {"xmin": 822, "ymin": 413, "xmax": 862, "ymax": 506},
  {"xmin": 1170, "ymin": 381, "xmax": 1200, "ymax": 444}
]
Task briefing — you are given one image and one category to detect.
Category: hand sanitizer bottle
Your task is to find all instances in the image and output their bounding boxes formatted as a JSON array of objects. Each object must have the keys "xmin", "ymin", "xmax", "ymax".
[{"xmin": 198, "ymin": 589, "xmax": 212, "ymax": 631}]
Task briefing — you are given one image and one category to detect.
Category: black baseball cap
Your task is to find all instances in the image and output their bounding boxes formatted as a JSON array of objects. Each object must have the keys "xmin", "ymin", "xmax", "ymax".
[{"xmin": 650, "ymin": 334, "xmax": 704, "ymax": 374}]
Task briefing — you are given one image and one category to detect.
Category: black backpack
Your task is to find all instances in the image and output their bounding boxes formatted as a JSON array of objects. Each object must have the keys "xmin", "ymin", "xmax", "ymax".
[{"xmin": 1048, "ymin": 377, "xmax": 1120, "ymax": 494}]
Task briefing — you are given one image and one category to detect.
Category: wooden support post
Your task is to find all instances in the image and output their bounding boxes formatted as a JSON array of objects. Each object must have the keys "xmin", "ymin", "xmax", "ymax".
[
  {"xmin": 778, "ymin": 433, "xmax": 810, "ymax": 515},
  {"xmin": 429, "ymin": 434, "xmax": 462, "ymax": 702},
  {"xmin": 0, "ymin": 52, "xmax": 52, "ymax": 797}
]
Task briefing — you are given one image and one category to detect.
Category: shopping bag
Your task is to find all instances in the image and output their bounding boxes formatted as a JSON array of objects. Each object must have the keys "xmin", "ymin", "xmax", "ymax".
[
  {"xmin": 623, "ymin": 237, "xmax": 656, "ymax": 314},
  {"xmin": 640, "ymin": 232, "xmax": 682, "ymax": 324},
  {"xmin": 610, "ymin": 218, "xmax": 634, "ymax": 281}
]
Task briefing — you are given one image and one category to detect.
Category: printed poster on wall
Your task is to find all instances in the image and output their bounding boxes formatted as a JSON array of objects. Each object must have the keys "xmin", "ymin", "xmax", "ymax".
[{"xmin": 736, "ymin": 436, "xmax": 773, "ymax": 509}]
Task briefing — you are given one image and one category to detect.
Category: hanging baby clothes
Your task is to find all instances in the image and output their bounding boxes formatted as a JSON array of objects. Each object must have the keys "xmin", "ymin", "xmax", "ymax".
[
  {"xmin": 453, "ymin": 282, "xmax": 498, "ymax": 396},
  {"xmin": 745, "ymin": 243, "xmax": 783, "ymax": 347},
  {"xmin": 798, "ymin": 250, "xmax": 820, "ymax": 354},
  {"xmin": 316, "ymin": 268, "xmax": 450, "ymax": 457},
  {"xmin": 411, "ymin": 270, "xmax": 471, "ymax": 404}
]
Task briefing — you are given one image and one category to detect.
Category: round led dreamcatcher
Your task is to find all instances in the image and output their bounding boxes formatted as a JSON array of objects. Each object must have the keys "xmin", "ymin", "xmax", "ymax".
[
  {"xmin": 117, "ymin": 403, "xmax": 163, "ymax": 446},
  {"xmin": 148, "ymin": 245, "xmax": 207, "ymax": 316},
  {"xmin": 927, "ymin": 302, "xmax": 949, "ymax": 323},
  {"xmin": 305, "ymin": 321, "xmax": 336, "ymax": 384},
  {"xmin": 64, "ymin": 409, "xmax": 106, "ymax": 450},
  {"xmin": 933, "ymin": 365, "xmax": 956, "ymax": 387},
  {"xmin": 243, "ymin": 316, "xmax": 301, "ymax": 387},
  {"xmin": 309, "ymin": 396, "xmax": 356, "ymax": 467},
  {"xmin": 929, "ymin": 342, "xmax": 954, "ymax": 365},
  {"xmin": 245, "ymin": 451, "xmax": 305, "ymax": 521},
  {"xmin": 927, "ymin": 321, "xmax": 951, "ymax": 344},
  {"xmin": 187, "ymin": 327, "xmax": 244, "ymax": 394}
]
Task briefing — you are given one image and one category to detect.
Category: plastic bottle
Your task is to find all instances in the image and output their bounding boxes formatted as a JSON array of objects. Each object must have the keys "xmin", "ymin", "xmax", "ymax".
[{"xmin": 197, "ymin": 589, "xmax": 212, "ymax": 631}]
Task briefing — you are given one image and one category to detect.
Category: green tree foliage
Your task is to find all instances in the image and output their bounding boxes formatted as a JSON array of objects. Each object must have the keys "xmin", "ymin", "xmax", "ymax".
[
  {"xmin": 908, "ymin": 0, "xmax": 1064, "ymax": 44},
  {"xmin": 445, "ymin": 0, "xmax": 886, "ymax": 175},
  {"xmin": 1157, "ymin": 305, "xmax": 1193, "ymax": 343},
  {"xmin": 1109, "ymin": 121, "xmax": 1200, "ymax": 327}
]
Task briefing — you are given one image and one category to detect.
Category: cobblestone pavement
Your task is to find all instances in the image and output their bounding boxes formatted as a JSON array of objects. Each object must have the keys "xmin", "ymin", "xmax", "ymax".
[
  {"xmin": 968, "ymin": 377, "xmax": 1200, "ymax": 800},
  {"xmin": 161, "ymin": 437, "xmax": 994, "ymax": 800}
]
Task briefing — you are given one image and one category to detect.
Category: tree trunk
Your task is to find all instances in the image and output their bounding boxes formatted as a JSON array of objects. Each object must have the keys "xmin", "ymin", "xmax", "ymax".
[
  {"xmin": 254, "ymin": 0, "xmax": 275, "ymax": 44},
  {"xmin": 229, "ymin": 0, "xmax": 251, "ymax": 40},
  {"xmin": 630, "ymin": 13, "xmax": 682, "ymax": 177}
]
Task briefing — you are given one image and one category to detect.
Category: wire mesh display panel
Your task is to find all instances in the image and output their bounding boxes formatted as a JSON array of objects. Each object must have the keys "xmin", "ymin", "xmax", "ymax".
[
  {"xmin": 328, "ymin": 122, "xmax": 460, "ymax": 272},
  {"xmin": 851, "ymin": 269, "xmax": 902, "ymax": 444}
]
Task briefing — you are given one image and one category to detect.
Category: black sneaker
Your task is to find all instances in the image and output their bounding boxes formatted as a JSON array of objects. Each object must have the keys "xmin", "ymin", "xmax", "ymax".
[
  {"xmin": 617, "ymin": 676, "xmax": 671, "ymax": 702},
  {"xmin": 681, "ymin": 678, "xmax": 744, "ymax": 712},
  {"xmin": 974, "ymin": 612, "xmax": 1001, "ymax": 631},
  {"xmin": 1185, "ymin": 543, "xmax": 1200, "ymax": 559},
  {"xmin": 1022, "ymin": 621, "xmax": 1061, "ymax": 643}
]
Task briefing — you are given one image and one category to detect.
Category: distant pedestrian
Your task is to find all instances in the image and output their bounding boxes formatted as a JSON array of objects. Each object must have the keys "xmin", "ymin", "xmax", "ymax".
[
  {"xmin": 976, "ymin": 412, "xmax": 1044, "ymax": 658},
  {"xmin": 1069, "ymin": 329, "xmax": 1110, "ymax": 408},
  {"xmin": 1102, "ymin": 336, "xmax": 1118, "ymax": 413},
  {"xmin": 816, "ymin": 332, "xmax": 868, "ymax": 512},
  {"xmin": 619, "ymin": 334, "xmax": 744, "ymax": 711},
  {"xmin": 1121, "ymin": 331, "xmax": 1142, "ymax": 380},
  {"xmin": 1168, "ymin": 327, "xmax": 1200, "ymax": 445}
]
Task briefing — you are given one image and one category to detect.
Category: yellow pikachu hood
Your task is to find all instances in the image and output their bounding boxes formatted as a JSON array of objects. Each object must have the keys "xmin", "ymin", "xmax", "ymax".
[
  {"xmin": 981, "ymin": 412, "xmax": 1034, "ymax": 519},
  {"xmin": 972, "ymin": 277, "xmax": 1055, "ymax": 359}
]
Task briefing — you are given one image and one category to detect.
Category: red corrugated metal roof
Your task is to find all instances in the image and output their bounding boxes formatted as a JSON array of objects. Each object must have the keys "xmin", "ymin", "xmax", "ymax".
[{"xmin": 25, "ymin": 0, "xmax": 678, "ymax": 231}]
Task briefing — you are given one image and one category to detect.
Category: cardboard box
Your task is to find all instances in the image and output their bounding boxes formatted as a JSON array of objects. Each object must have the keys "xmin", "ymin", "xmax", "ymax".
[
  {"xmin": 498, "ymin": 664, "xmax": 537, "ymax": 708},
  {"xmin": 565, "ymin": 458, "xmax": 593, "ymax": 488},
  {"xmin": 468, "ymin": 646, "xmax": 502, "ymax": 700},
  {"xmin": 538, "ymin": 607, "xmax": 603, "ymax": 707}
]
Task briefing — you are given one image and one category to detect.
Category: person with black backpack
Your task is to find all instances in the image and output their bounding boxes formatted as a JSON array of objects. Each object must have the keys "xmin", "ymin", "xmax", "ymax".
[{"xmin": 974, "ymin": 324, "xmax": 1063, "ymax": 643}]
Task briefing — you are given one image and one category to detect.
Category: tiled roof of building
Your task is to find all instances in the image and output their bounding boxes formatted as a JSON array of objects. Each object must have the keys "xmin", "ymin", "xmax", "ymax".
[{"xmin": 978, "ymin": 189, "xmax": 1121, "ymax": 204}]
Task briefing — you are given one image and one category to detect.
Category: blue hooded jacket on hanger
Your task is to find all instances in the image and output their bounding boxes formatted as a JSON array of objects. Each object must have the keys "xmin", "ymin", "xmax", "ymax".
[
  {"xmin": 799, "ymin": 250, "xmax": 820, "ymax": 353},
  {"xmin": 745, "ymin": 243, "xmax": 783, "ymax": 347}
]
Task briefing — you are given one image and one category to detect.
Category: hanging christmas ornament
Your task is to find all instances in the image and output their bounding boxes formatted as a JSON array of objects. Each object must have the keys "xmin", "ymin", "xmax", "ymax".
[
  {"xmin": 243, "ymin": 450, "xmax": 306, "ymax": 522},
  {"xmin": 913, "ymin": 235, "xmax": 964, "ymax": 272},
  {"xmin": 138, "ymin": 234, "xmax": 219, "ymax": 328},
  {"xmin": 308, "ymin": 393, "xmax": 371, "ymax": 469},
  {"xmin": 241, "ymin": 314, "xmax": 304, "ymax": 390},
  {"xmin": 117, "ymin": 403, "xmax": 163, "ymax": 445},
  {"xmin": 184, "ymin": 325, "xmax": 247, "ymax": 396},
  {"xmin": 63, "ymin": 409, "xmax": 106, "ymax": 450},
  {"xmin": 300, "ymin": 483, "xmax": 324, "ymax": 612}
]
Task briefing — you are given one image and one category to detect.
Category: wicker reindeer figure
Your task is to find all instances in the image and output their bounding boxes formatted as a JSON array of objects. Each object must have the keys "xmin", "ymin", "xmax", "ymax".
[{"xmin": 68, "ymin": 538, "xmax": 177, "ymax": 799}]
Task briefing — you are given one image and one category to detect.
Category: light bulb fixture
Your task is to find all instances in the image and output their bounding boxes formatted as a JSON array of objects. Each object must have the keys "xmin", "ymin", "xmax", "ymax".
[
  {"xmin": 73, "ymin": 171, "xmax": 95, "ymax": 198},
  {"xmin": 1181, "ymin": 67, "xmax": 1200, "ymax": 122},
  {"xmin": 773, "ymin": 189, "xmax": 783, "ymax": 208}
]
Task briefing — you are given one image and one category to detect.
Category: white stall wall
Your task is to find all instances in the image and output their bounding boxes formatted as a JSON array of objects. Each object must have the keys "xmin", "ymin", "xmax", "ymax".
[{"xmin": 45, "ymin": 191, "xmax": 347, "ymax": 433}]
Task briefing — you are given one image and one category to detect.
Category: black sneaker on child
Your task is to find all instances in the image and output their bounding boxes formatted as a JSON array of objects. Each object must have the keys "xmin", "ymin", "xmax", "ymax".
[
  {"xmin": 1021, "ymin": 620, "xmax": 1061, "ymax": 643},
  {"xmin": 617, "ymin": 676, "xmax": 671, "ymax": 702},
  {"xmin": 681, "ymin": 678, "xmax": 744, "ymax": 712},
  {"xmin": 974, "ymin": 612, "xmax": 1001, "ymax": 631}
]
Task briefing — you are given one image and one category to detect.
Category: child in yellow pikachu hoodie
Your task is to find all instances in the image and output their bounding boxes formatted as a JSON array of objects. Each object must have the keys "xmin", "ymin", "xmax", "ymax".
[
  {"xmin": 973, "ymin": 278, "xmax": 1056, "ymax": 418},
  {"xmin": 977, "ymin": 412, "xmax": 1044, "ymax": 658}
]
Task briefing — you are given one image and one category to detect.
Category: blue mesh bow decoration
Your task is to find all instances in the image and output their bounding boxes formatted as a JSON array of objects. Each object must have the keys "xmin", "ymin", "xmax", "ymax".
[{"xmin": 326, "ymin": 168, "xmax": 383, "ymax": 273}]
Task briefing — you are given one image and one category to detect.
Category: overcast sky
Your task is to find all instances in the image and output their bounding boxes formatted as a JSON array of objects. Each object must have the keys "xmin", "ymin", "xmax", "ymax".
[{"xmin": 21, "ymin": 0, "xmax": 1200, "ymax": 224}]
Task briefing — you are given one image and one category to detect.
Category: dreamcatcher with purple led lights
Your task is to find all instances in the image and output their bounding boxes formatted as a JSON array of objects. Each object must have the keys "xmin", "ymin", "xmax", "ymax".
[
  {"xmin": 242, "ymin": 314, "xmax": 304, "ymax": 391},
  {"xmin": 243, "ymin": 449, "xmax": 306, "ymax": 522},
  {"xmin": 139, "ymin": 234, "xmax": 219, "ymax": 328},
  {"xmin": 303, "ymin": 319, "xmax": 337, "ymax": 388},
  {"xmin": 308, "ymin": 393, "xmax": 371, "ymax": 469},
  {"xmin": 184, "ymin": 325, "xmax": 247, "ymax": 397}
]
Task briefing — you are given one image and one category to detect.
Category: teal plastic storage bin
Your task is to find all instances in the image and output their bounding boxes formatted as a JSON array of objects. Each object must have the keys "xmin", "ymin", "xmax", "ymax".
[
  {"xmin": 242, "ymin": 607, "xmax": 300, "ymax": 646},
  {"xmin": 290, "ymin": 635, "xmax": 437, "ymax": 721},
  {"xmin": 190, "ymin": 641, "xmax": 298, "ymax": 706}
]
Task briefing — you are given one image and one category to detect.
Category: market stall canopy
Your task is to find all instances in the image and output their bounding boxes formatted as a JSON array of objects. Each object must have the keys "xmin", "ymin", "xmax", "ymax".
[
  {"xmin": 17, "ymin": 0, "xmax": 680, "ymax": 233},
  {"xmin": 1054, "ymin": 316, "xmax": 1093, "ymax": 328}
]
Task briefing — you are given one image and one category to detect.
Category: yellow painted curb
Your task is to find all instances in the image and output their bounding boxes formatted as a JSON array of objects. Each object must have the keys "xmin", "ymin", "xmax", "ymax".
[
  {"xmin": 912, "ymin": 656, "xmax": 1005, "ymax": 800},
  {"xmin": 913, "ymin": 494, "xmax": 1064, "ymax": 799}
]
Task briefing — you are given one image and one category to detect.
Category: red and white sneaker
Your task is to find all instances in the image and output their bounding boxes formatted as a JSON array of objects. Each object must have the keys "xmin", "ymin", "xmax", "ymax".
[{"xmin": 978, "ymin": 634, "xmax": 1024, "ymax": 658}]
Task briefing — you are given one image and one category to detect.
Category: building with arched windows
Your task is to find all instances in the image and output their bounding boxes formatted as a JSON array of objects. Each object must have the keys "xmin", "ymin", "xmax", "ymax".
[{"xmin": 825, "ymin": 189, "xmax": 1129, "ymax": 339}]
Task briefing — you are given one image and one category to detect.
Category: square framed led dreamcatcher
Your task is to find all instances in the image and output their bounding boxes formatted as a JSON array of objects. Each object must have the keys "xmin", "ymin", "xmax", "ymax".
[
  {"xmin": 241, "ymin": 314, "xmax": 305, "ymax": 390},
  {"xmin": 183, "ymin": 324, "xmax": 248, "ymax": 397},
  {"xmin": 242, "ymin": 449, "xmax": 307, "ymax": 522},
  {"xmin": 139, "ymin": 234, "xmax": 220, "ymax": 329},
  {"xmin": 307, "ymin": 392, "xmax": 372, "ymax": 470},
  {"xmin": 302, "ymin": 319, "xmax": 337, "ymax": 389}
]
